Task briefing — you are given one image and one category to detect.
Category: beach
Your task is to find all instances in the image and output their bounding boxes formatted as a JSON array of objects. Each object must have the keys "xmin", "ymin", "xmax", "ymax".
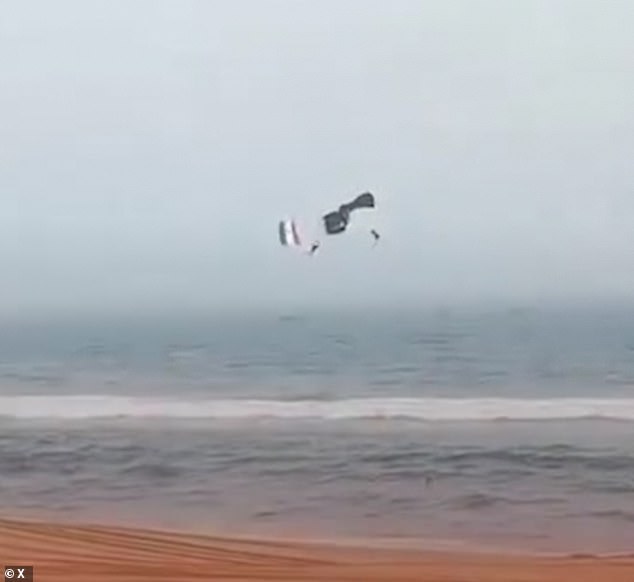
[
  {"xmin": 2, "ymin": 517, "xmax": 634, "ymax": 581},
  {"xmin": 2, "ymin": 310, "xmax": 634, "ymax": 578},
  {"xmin": 4, "ymin": 0, "xmax": 634, "ymax": 575}
]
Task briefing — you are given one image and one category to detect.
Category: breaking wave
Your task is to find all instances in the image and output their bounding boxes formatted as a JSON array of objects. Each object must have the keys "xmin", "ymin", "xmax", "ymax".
[{"xmin": 2, "ymin": 396, "xmax": 634, "ymax": 421}]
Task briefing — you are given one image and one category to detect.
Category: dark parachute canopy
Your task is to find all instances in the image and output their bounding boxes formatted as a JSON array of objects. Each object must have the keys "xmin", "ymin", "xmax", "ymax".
[{"xmin": 322, "ymin": 192, "xmax": 375, "ymax": 235}]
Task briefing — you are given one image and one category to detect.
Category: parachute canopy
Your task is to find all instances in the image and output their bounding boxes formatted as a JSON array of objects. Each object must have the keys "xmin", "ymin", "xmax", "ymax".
[
  {"xmin": 278, "ymin": 219, "xmax": 302, "ymax": 247},
  {"xmin": 322, "ymin": 192, "xmax": 376, "ymax": 235}
]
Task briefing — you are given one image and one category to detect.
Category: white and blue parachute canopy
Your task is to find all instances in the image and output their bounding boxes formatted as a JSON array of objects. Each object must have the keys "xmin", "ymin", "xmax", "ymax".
[{"xmin": 278, "ymin": 219, "xmax": 303, "ymax": 247}]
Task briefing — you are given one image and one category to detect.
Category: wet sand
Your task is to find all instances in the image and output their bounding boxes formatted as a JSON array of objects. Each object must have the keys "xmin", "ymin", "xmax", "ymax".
[{"xmin": 2, "ymin": 517, "xmax": 634, "ymax": 581}]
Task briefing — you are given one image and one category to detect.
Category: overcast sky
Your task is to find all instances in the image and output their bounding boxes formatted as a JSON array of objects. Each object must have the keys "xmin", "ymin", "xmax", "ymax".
[{"xmin": 2, "ymin": 0, "xmax": 633, "ymax": 319}]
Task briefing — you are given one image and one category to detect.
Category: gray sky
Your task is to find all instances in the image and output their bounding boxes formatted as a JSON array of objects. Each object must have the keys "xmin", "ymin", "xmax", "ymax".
[{"xmin": 2, "ymin": 0, "xmax": 634, "ymax": 319}]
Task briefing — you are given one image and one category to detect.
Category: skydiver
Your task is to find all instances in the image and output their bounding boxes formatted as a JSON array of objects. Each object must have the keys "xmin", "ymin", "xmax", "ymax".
[
  {"xmin": 370, "ymin": 229, "xmax": 380, "ymax": 245},
  {"xmin": 308, "ymin": 241, "xmax": 320, "ymax": 255}
]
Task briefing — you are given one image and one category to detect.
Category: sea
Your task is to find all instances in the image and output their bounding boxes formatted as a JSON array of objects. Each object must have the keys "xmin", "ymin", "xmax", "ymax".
[{"xmin": 1, "ymin": 305, "xmax": 633, "ymax": 553}]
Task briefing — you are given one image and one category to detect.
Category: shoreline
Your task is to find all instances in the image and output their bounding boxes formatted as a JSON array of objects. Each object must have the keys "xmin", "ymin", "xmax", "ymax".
[
  {"xmin": 2, "ymin": 516, "xmax": 633, "ymax": 581},
  {"xmin": 2, "ymin": 506, "xmax": 632, "ymax": 558}
]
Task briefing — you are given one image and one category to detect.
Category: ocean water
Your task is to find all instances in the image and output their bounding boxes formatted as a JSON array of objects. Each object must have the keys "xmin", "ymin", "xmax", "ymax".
[{"xmin": 1, "ymin": 306, "xmax": 634, "ymax": 552}]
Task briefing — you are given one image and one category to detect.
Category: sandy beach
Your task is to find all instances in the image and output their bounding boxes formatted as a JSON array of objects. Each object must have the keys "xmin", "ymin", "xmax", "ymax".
[{"xmin": 1, "ymin": 517, "xmax": 633, "ymax": 582}]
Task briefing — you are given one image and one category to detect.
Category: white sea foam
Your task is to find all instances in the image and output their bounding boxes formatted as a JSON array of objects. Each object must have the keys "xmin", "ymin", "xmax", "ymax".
[{"xmin": 2, "ymin": 395, "xmax": 634, "ymax": 421}]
